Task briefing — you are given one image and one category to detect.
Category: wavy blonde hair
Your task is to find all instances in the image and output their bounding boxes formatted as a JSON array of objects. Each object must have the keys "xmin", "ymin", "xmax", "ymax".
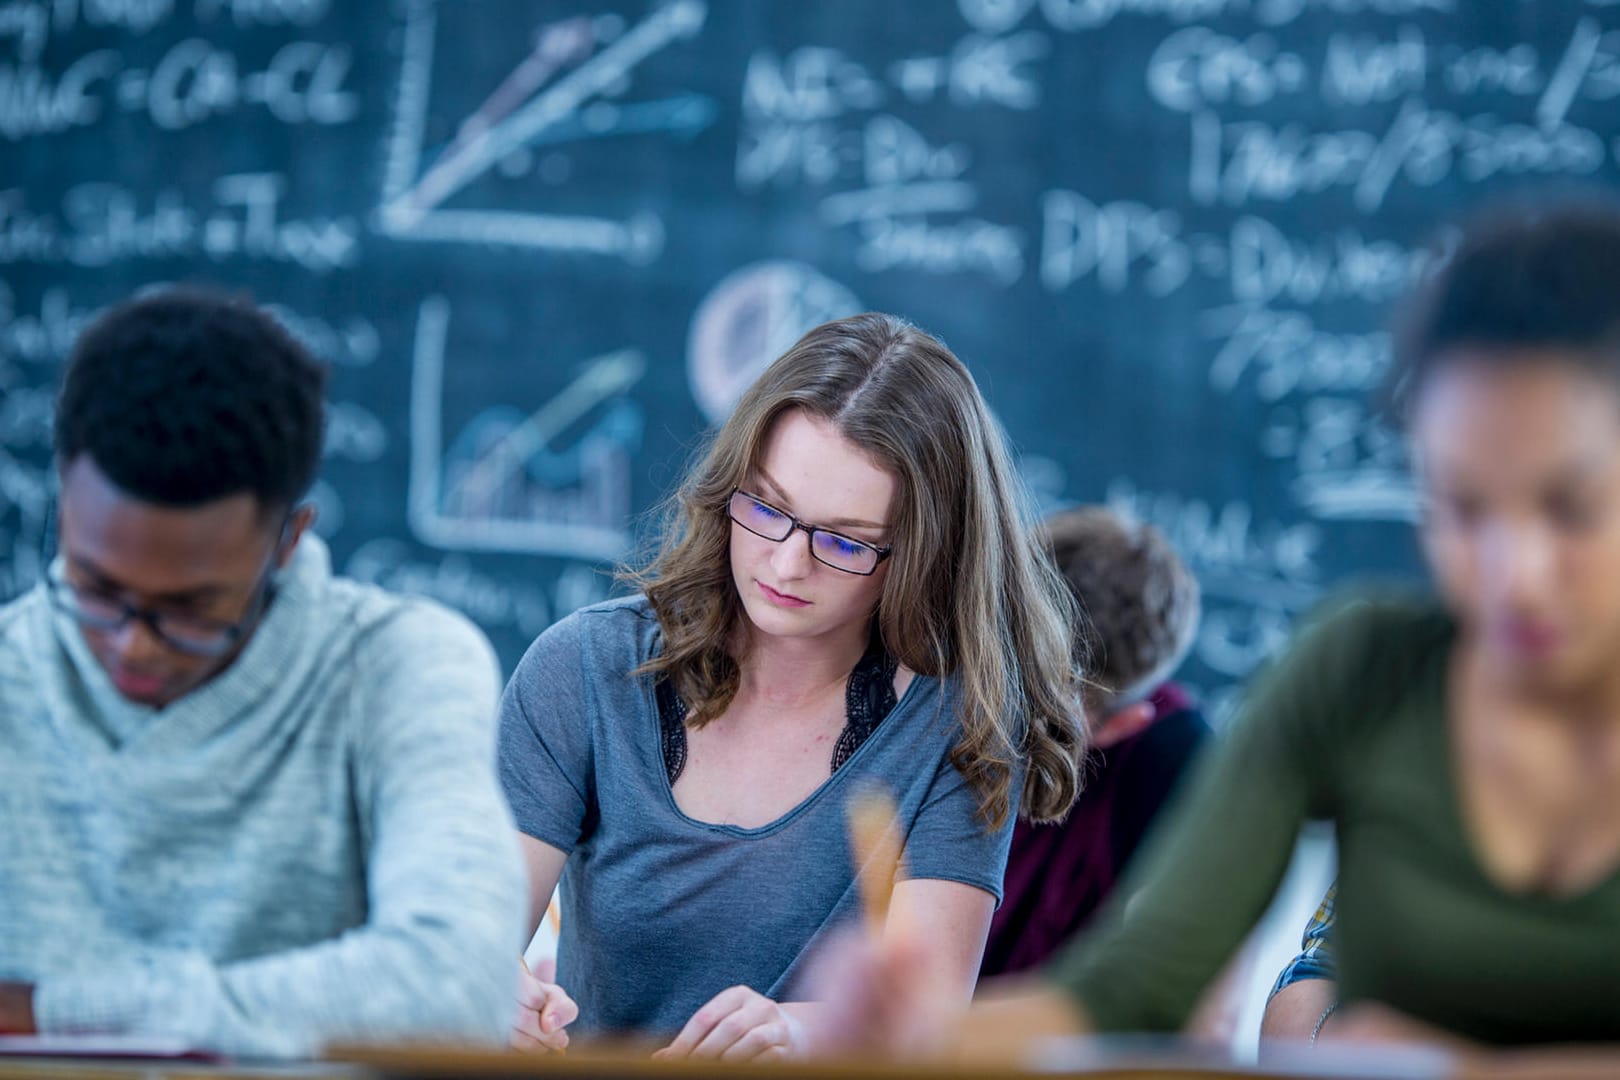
[{"xmin": 629, "ymin": 313, "xmax": 1085, "ymax": 827}]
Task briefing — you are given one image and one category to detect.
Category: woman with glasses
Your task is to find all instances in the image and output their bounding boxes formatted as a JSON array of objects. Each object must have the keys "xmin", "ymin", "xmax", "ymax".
[{"xmin": 496, "ymin": 312, "xmax": 1086, "ymax": 1059}]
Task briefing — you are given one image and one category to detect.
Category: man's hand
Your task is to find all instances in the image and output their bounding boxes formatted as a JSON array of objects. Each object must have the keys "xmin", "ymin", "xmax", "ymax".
[{"xmin": 0, "ymin": 983, "xmax": 36, "ymax": 1035}]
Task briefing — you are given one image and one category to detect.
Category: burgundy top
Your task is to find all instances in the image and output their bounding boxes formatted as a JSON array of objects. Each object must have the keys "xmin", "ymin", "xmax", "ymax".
[{"xmin": 980, "ymin": 683, "xmax": 1211, "ymax": 978}]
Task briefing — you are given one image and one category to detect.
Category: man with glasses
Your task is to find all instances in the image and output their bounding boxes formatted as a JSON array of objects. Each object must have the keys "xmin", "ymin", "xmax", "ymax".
[{"xmin": 0, "ymin": 288, "xmax": 526, "ymax": 1058}]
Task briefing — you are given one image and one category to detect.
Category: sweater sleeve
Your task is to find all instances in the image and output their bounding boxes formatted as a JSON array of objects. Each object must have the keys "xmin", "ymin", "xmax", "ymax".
[
  {"xmin": 1046, "ymin": 597, "xmax": 1415, "ymax": 1032},
  {"xmin": 33, "ymin": 602, "xmax": 528, "ymax": 1059}
]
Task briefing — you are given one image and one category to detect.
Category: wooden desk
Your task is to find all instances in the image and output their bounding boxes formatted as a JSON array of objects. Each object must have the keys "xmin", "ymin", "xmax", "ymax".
[
  {"xmin": 0, "ymin": 1048, "xmax": 1412, "ymax": 1080},
  {"xmin": 0, "ymin": 1038, "xmax": 1543, "ymax": 1080},
  {"xmin": 330, "ymin": 1039, "xmax": 1454, "ymax": 1080},
  {"xmin": 337, "ymin": 1049, "xmax": 1233, "ymax": 1080},
  {"xmin": 0, "ymin": 1060, "xmax": 354, "ymax": 1080}
]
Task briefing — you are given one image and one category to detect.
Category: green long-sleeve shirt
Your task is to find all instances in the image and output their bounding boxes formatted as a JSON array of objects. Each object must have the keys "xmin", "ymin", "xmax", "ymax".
[{"xmin": 1052, "ymin": 597, "xmax": 1620, "ymax": 1044}]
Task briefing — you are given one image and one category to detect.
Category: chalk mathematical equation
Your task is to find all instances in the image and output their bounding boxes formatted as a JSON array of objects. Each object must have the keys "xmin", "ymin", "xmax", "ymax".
[
  {"xmin": 0, "ymin": 175, "xmax": 359, "ymax": 270},
  {"xmin": 1040, "ymin": 198, "xmax": 1435, "ymax": 307},
  {"xmin": 738, "ymin": 36, "xmax": 1040, "ymax": 285},
  {"xmin": 1105, "ymin": 477, "xmax": 1322, "ymax": 683},
  {"xmin": 1, "ymin": 33, "xmax": 357, "ymax": 139},
  {"xmin": 1147, "ymin": 19, "xmax": 1620, "ymax": 116}
]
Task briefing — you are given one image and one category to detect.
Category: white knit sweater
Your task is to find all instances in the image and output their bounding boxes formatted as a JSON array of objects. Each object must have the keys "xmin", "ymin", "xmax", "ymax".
[{"xmin": 0, "ymin": 536, "xmax": 526, "ymax": 1058}]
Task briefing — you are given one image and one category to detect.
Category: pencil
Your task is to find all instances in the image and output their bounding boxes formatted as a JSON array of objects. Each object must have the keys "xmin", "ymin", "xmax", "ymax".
[{"xmin": 846, "ymin": 787, "xmax": 902, "ymax": 932}]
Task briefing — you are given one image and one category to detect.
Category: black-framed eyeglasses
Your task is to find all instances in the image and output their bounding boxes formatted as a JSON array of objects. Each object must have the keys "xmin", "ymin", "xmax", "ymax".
[
  {"xmin": 46, "ymin": 542, "xmax": 283, "ymax": 659},
  {"xmin": 726, "ymin": 488, "xmax": 893, "ymax": 576}
]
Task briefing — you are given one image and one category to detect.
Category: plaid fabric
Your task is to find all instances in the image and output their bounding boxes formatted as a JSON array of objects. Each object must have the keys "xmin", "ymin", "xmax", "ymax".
[{"xmin": 1270, "ymin": 882, "xmax": 1338, "ymax": 997}]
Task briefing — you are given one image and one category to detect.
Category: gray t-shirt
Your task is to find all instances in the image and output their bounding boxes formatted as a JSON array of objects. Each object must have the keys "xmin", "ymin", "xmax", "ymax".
[{"xmin": 498, "ymin": 596, "xmax": 1015, "ymax": 1036}]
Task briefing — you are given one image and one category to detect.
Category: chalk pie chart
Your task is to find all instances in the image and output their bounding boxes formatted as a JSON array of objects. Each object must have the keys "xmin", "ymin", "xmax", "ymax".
[{"xmin": 687, "ymin": 261, "xmax": 862, "ymax": 422}]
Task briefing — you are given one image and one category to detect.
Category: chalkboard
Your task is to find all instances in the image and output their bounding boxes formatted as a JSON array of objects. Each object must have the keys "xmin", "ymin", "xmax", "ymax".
[{"xmin": 10, "ymin": 0, "xmax": 1620, "ymax": 711}]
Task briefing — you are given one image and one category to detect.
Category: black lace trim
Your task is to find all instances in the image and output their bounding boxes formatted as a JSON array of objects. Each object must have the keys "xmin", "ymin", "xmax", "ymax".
[
  {"xmin": 658, "ymin": 636, "xmax": 899, "ymax": 785},
  {"xmin": 656, "ymin": 676, "xmax": 690, "ymax": 784},
  {"xmin": 831, "ymin": 640, "xmax": 899, "ymax": 772}
]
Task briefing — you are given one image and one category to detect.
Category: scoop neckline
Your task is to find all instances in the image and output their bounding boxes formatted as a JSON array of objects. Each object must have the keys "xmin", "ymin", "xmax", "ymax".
[
  {"xmin": 643, "ymin": 648, "xmax": 928, "ymax": 840},
  {"xmin": 1425, "ymin": 625, "xmax": 1620, "ymax": 907}
]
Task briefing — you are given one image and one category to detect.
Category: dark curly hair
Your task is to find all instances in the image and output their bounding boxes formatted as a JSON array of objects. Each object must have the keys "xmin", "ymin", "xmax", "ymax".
[
  {"xmin": 1042, "ymin": 506, "xmax": 1200, "ymax": 711},
  {"xmin": 55, "ymin": 287, "xmax": 327, "ymax": 515},
  {"xmin": 1390, "ymin": 197, "xmax": 1620, "ymax": 422}
]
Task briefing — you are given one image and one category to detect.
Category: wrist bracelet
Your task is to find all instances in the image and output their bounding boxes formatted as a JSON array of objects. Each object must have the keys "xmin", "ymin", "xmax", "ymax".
[{"xmin": 1309, "ymin": 1001, "xmax": 1339, "ymax": 1046}]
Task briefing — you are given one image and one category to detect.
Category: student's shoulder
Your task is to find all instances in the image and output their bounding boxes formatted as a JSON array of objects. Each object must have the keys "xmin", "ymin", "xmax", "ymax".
[
  {"xmin": 1253, "ymin": 591, "xmax": 1453, "ymax": 734},
  {"xmin": 531, "ymin": 594, "xmax": 655, "ymax": 649},
  {"xmin": 322, "ymin": 575, "xmax": 498, "ymax": 675},
  {"xmin": 1289, "ymin": 591, "xmax": 1453, "ymax": 676},
  {"xmin": 0, "ymin": 585, "xmax": 41, "ymax": 638},
  {"xmin": 557, "ymin": 593, "xmax": 658, "ymax": 629},
  {"xmin": 509, "ymin": 594, "xmax": 658, "ymax": 677},
  {"xmin": 0, "ymin": 587, "xmax": 47, "ymax": 670},
  {"xmin": 1133, "ymin": 691, "xmax": 1214, "ymax": 766}
]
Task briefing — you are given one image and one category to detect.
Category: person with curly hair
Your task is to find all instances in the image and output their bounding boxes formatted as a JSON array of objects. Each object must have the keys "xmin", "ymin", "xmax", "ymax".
[{"xmin": 498, "ymin": 312, "xmax": 1087, "ymax": 1059}]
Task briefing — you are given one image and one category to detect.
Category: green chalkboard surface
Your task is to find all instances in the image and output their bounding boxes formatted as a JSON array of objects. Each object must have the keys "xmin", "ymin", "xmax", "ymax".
[{"xmin": 11, "ymin": 0, "xmax": 1620, "ymax": 706}]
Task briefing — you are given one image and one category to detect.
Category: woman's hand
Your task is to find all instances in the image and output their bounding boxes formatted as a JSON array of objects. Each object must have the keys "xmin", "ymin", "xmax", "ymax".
[
  {"xmin": 654, "ymin": 986, "xmax": 811, "ymax": 1062},
  {"xmin": 803, "ymin": 929, "xmax": 965, "ymax": 1059},
  {"xmin": 511, "ymin": 957, "xmax": 578, "ymax": 1053},
  {"xmin": 806, "ymin": 930, "xmax": 1088, "ymax": 1064}
]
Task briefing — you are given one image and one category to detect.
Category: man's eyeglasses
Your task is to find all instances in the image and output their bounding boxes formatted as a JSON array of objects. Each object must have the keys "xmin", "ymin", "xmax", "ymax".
[
  {"xmin": 46, "ymin": 561, "xmax": 278, "ymax": 658},
  {"xmin": 726, "ymin": 488, "xmax": 893, "ymax": 576}
]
